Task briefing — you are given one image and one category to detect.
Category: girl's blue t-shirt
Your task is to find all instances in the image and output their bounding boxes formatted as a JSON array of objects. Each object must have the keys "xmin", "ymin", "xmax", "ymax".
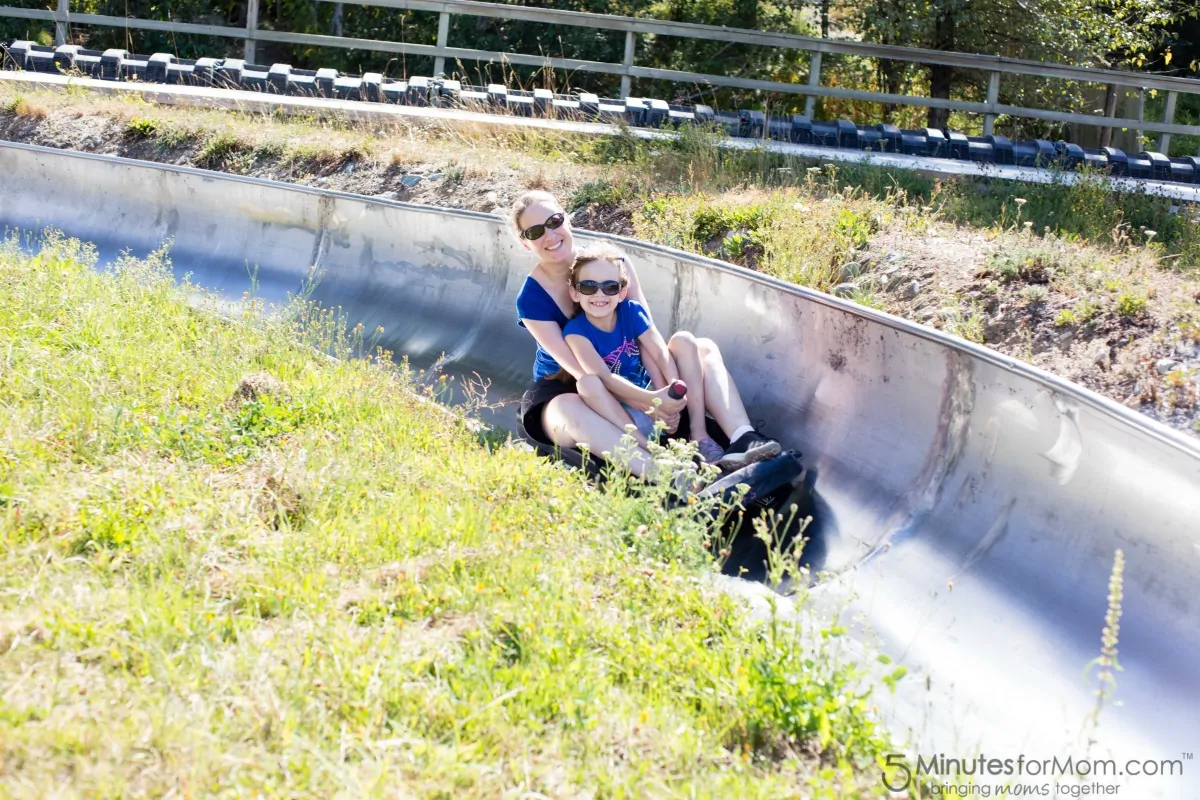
[
  {"xmin": 516, "ymin": 276, "xmax": 572, "ymax": 381},
  {"xmin": 562, "ymin": 299, "xmax": 653, "ymax": 389}
]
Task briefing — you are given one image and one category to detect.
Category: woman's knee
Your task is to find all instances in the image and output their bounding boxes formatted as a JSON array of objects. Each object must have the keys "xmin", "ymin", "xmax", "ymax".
[
  {"xmin": 668, "ymin": 330, "xmax": 699, "ymax": 355},
  {"xmin": 543, "ymin": 394, "xmax": 590, "ymax": 445}
]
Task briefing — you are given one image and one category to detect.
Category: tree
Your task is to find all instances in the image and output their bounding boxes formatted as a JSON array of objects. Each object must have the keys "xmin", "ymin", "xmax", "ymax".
[{"xmin": 850, "ymin": 0, "xmax": 1185, "ymax": 129}]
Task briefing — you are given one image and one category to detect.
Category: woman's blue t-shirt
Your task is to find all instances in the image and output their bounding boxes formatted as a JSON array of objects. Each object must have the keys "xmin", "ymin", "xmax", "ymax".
[
  {"xmin": 516, "ymin": 276, "xmax": 572, "ymax": 381},
  {"xmin": 562, "ymin": 299, "xmax": 653, "ymax": 389}
]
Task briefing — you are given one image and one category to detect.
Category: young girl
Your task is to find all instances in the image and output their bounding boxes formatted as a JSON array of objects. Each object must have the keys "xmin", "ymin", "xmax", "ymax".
[{"xmin": 564, "ymin": 244, "xmax": 741, "ymax": 464}]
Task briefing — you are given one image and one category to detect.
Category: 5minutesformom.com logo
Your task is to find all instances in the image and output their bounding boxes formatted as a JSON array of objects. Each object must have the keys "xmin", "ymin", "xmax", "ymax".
[{"xmin": 880, "ymin": 752, "xmax": 1189, "ymax": 794}]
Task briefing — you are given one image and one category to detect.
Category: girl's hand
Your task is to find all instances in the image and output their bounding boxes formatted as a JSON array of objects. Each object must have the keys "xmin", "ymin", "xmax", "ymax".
[{"xmin": 649, "ymin": 386, "xmax": 687, "ymax": 415}]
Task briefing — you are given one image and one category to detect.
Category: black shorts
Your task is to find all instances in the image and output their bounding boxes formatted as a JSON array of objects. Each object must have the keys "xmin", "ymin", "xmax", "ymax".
[{"xmin": 518, "ymin": 375, "xmax": 577, "ymax": 446}]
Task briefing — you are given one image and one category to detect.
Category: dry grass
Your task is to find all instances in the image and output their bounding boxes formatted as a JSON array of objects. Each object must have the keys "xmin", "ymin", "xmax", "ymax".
[{"xmin": 1, "ymin": 93, "xmax": 47, "ymax": 119}]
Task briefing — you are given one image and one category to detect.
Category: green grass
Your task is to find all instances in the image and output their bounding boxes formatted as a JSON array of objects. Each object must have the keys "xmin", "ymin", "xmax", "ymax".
[
  {"xmin": 983, "ymin": 243, "xmax": 1062, "ymax": 284},
  {"xmin": 634, "ymin": 188, "xmax": 883, "ymax": 290},
  {"xmin": 1114, "ymin": 290, "xmax": 1149, "ymax": 318},
  {"xmin": 197, "ymin": 131, "xmax": 250, "ymax": 169},
  {"xmin": 0, "ymin": 234, "xmax": 892, "ymax": 796},
  {"xmin": 124, "ymin": 116, "xmax": 160, "ymax": 139}
]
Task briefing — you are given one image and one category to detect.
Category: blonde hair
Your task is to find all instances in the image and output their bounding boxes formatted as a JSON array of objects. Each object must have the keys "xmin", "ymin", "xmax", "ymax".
[
  {"xmin": 509, "ymin": 190, "xmax": 560, "ymax": 238},
  {"xmin": 570, "ymin": 244, "xmax": 629, "ymax": 287}
]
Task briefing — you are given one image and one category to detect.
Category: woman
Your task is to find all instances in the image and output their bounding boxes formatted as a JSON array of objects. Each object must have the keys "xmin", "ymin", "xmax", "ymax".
[{"xmin": 512, "ymin": 190, "xmax": 780, "ymax": 478}]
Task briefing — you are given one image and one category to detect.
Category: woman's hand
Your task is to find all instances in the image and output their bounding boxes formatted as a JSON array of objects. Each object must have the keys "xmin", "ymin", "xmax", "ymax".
[{"xmin": 654, "ymin": 408, "xmax": 682, "ymax": 434}]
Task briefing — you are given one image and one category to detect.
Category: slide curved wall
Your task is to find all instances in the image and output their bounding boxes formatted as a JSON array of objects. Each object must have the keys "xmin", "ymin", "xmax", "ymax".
[{"xmin": 2, "ymin": 141, "xmax": 1197, "ymax": 796}]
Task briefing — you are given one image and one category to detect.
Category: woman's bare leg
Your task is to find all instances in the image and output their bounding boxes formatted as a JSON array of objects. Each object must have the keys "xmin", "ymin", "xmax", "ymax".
[
  {"xmin": 695, "ymin": 337, "xmax": 752, "ymax": 437},
  {"xmin": 541, "ymin": 393, "xmax": 656, "ymax": 477},
  {"xmin": 574, "ymin": 374, "xmax": 651, "ymax": 449},
  {"xmin": 668, "ymin": 332, "xmax": 711, "ymax": 442}
]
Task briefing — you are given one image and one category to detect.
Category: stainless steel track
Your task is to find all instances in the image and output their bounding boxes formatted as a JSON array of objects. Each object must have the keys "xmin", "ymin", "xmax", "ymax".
[{"xmin": 2, "ymin": 140, "xmax": 1197, "ymax": 796}]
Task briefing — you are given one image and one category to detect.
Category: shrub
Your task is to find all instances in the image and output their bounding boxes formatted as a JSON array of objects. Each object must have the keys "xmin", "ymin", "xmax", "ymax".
[
  {"xmin": 1115, "ymin": 292, "xmax": 1148, "ymax": 318},
  {"xmin": 125, "ymin": 117, "xmax": 160, "ymax": 139}
]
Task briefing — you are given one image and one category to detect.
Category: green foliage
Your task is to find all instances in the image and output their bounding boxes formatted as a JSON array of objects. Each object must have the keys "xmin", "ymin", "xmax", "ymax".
[
  {"xmin": 736, "ymin": 628, "xmax": 882, "ymax": 757},
  {"xmin": 1054, "ymin": 298, "xmax": 1103, "ymax": 327},
  {"xmin": 944, "ymin": 172, "xmax": 1199, "ymax": 269},
  {"xmin": 197, "ymin": 131, "xmax": 247, "ymax": 167},
  {"xmin": 124, "ymin": 116, "xmax": 160, "ymax": 139},
  {"xmin": 984, "ymin": 244, "xmax": 1060, "ymax": 283},
  {"xmin": 568, "ymin": 179, "xmax": 637, "ymax": 209},
  {"xmin": 943, "ymin": 304, "xmax": 987, "ymax": 343},
  {"xmin": 692, "ymin": 202, "xmax": 773, "ymax": 244},
  {"xmin": 1019, "ymin": 283, "xmax": 1049, "ymax": 304},
  {"xmin": 635, "ymin": 187, "xmax": 883, "ymax": 289},
  {"xmin": 123, "ymin": 116, "xmax": 159, "ymax": 138},
  {"xmin": 850, "ymin": 0, "xmax": 1183, "ymax": 129},
  {"xmin": 832, "ymin": 206, "xmax": 875, "ymax": 251},
  {"xmin": 1115, "ymin": 291, "xmax": 1149, "ymax": 317}
]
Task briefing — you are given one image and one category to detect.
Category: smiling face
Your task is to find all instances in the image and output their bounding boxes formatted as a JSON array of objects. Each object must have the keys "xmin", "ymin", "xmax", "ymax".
[
  {"xmin": 568, "ymin": 257, "xmax": 628, "ymax": 322},
  {"xmin": 517, "ymin": 198, "xmax": 574, "ymax": 270}
]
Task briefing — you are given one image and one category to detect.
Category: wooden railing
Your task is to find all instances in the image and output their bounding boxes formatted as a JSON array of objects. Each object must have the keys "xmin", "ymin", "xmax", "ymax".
[{"xmin": 3, "ymin": 0, "xmax": 1200, "ymax": 152}]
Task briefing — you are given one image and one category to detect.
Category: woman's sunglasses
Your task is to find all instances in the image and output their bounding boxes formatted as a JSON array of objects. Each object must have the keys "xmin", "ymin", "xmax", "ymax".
[
  {"xmin": 574, "ymin": 279, "xmax": 626, "ymax": 296},
  {"xmin": 521, "ymin": 212, "xmax": 566, "ymax": 241}
]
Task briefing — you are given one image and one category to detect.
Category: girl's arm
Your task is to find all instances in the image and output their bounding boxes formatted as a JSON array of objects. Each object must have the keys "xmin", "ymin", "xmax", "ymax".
[
  {"xmin": 621, "ymin": 259, "xmax": 668, "ymax": 389},
  {"xmin": 637, "ymin": 324, "xmax": 679, "ymax": 387},
  {"xmin": 565, "ymin": 333, "xmax": 684, "ymax": 412},
  {"xmin": 522, "ymin": 319, "xmax": 587, "ymax": 380}
]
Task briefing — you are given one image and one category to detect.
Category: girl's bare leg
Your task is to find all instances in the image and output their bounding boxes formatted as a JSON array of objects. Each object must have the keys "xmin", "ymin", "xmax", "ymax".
[
  {"xmin": 667, "ymin": 331, "xmax": 711, "ymax": 442},
  {"xmin": 574, "ymin": 374, "xmax": 651, "ymax": 449},
  {"xmin": 542, "ymin": 392, "xmax": 655, "ymax": 477}
]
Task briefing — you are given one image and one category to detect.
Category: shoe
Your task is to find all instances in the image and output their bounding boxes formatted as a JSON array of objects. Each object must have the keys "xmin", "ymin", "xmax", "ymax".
[
  {"xmin": 715, "ymin": 430, "xmax": 782, "ymax": 472},
  {"xmin": 696, "ymin": 437, "xmax": 725, "ymax": 464},
  {"xmin": 670, "ymin": 464, "xmax": 708, "ymax": 496}
]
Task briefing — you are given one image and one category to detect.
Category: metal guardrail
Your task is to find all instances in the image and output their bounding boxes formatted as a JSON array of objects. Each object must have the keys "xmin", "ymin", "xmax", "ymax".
[{"xmin": 3, "ymin": 0, "xmax": 1200, "ymax": 152}]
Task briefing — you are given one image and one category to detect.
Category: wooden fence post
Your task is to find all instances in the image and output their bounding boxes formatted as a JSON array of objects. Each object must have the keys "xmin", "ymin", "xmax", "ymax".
[
  {"xmin": 55, "ymin": 0, "xmax": 68, "ymax": 46},
  {"xmin": 983, "ymin": 71, "xmax": 1000, "ymax": 135},
  {"xmin": 244, "ymin": 0, "xmax": 259, "ymax": 63},
  {"xmin": 620, "ymin": 30, "xmax": 635, "ymax": 98},
  {"xmin": 804, "ymin": 51, "xmax": 821, "ymax": 118},
  {"xmin": 1158, "ymin": 90, "xmax": 1177, "ymax": 155},
  {"xmin": 433, "ymin": 11, "xmax": 450, "ymax": 76},
  {"xmin": 1135, "ymin": 87, "xmax": 1145, "ymax": 152},
  {"xmin": 1098, "ymin": 84, "xmax": 1117, "ymax": 149}
]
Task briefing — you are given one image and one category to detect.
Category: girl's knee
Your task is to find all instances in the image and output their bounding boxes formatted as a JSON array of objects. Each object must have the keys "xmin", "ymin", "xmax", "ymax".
[
  {"xmin": 696, "ymin": 337, "xmax": 721, "ymax": 362},
  {"xmin": 575, "ymin": 373, "xmax": 606, "ymax": 400},
  {"xmin": 669, "ymin": 330, "xmax": 698, "ymax": 354}
]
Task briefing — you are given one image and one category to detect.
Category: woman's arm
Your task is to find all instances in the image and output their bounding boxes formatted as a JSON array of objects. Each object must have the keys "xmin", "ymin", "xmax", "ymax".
[
  {"xmin": 623, "ymin": 258, "xmax": 650, "ymax": 314},
  {"xmin": 621, "ymin": 259, "xmax": 668, "ymax": 389},
  {"xmin": 522, "ymin": 318, "xmax": 587, "ymax": 380}
]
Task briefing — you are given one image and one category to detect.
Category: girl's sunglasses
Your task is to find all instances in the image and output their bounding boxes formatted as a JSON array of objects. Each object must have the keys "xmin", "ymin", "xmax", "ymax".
[
  {"xmin": 575, "ymin": 279, "xmax": 626, "ymax": 296},
  {"xmin": 521, "ymin": 212, "xmax": 566, "ymax": 241}
]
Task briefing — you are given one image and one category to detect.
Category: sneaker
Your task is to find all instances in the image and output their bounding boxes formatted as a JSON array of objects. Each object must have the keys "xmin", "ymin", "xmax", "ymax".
[
  {"xmin": 715, "ymin": 430, "xmax": 782, "ymax": 472},
  {"xmin": 696, "ymin": 437, "xmax": 726, "ymax": 464},
  {"xmin": 670, "ymin": 463, "xmax": 708, "ymax": 496}
]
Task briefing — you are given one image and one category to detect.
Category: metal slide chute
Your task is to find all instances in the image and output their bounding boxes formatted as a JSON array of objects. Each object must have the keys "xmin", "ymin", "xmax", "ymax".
[{"xmin": 2, "ymin": 141, "xmax": 1197, "ymax": 797}]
